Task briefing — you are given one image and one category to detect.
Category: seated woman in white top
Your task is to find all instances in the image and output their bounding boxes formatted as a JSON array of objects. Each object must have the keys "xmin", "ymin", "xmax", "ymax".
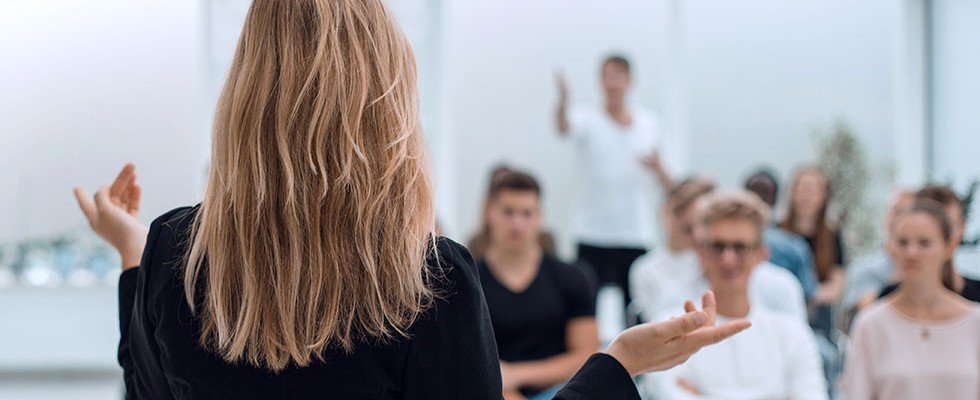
[
  {"xmin": 631, "ymin": 179, "xmax": 807, "ymax": 323},
  {"xmin": 643, "ymin": 192, "xmax": 827, "ymax": 400},
  {"xmin": 843, "ymin": 200, "xmax": 980, "ymax": 400}
]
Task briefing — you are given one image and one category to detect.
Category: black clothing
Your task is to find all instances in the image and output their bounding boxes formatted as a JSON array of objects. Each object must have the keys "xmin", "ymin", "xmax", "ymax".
[
  {"xmin": 576, "ymin": 243, "xmax": 647, "ymax": 311},
  {"xmin": 118, "ymin": 206, "xmax": 641, "ymax": 399},
  {"xmin": 802, "ymin": 231, "xmax": 843, "ymax": 334},
  {"xmin": 802, "ymin": 231, "xmax": 845, "ymax": 269},
  {"xmin": 479, "ymin": 255, "xmax": 595, "ymax": 363},
  {"xmin": 878, "ymin": 277, "xmax": 980, "ymax": 302}
]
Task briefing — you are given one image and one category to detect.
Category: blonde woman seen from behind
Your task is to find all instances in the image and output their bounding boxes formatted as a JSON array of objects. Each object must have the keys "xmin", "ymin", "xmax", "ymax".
[{"xmin": 72, "ymin": 1, "xmax": 748, "ymax": 399}]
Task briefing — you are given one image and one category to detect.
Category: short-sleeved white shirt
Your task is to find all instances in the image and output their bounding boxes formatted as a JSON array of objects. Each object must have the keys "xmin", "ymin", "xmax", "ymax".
[{"xmin": 566, "ymin": 104, "xmax": 663, "ymax": 247}]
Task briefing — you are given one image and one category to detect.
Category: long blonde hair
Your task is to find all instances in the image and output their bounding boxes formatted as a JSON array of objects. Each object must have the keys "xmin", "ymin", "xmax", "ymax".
[{"xmin": 185, "ymin": 0, "xmax": 436, "ymax": 372}]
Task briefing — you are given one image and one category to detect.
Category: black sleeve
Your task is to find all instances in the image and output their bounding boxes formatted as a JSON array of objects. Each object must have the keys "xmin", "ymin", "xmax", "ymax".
[
  {"xmin": 402, "ymin": 238, "xmax": 504, "ymax": 400},
  {"xmin": 555, "ymin": 261, "xmax": 596, "ymax": 319},
  {"xmin": 118, "ymin": 207, "xmax": 192, "ymax": 400},
  {"xmin": 553, "ymin": 353, "xmax": 641, "ymax": 400},
  {"xmin": 117, "ymin": 268, "xmax": 140, "ymax": 399}
]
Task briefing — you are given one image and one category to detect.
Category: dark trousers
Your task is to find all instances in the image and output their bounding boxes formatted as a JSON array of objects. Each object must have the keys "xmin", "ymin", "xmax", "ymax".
[{"xmin": 576, "ymin": 243, "xmax": 647, "ymax": 311}]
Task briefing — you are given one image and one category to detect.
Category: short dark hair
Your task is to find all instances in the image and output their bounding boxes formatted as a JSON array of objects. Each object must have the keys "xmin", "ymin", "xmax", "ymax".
[
  {"xmin": 489, "ymin": 170, "xmax": 541, "ymax": 200},
  {"xmin": 744, "ymin": 168, "xmax": 780, "ymax": 208},
  {"xmin": 602, "ymin": 54, "xmax": 631, "ymax": 75}
]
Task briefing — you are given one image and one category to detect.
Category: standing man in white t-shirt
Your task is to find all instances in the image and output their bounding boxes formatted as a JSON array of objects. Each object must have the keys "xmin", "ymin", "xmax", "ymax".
[{"xmin": 555, "ymin": 54, "xmax": 672, "ymax": 310}]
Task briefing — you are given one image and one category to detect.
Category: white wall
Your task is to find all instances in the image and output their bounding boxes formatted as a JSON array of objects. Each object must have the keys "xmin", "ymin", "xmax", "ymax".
[
  {"xmin": 0, "ymin": 0, "xmax": 208, "ymax": 243},
  {"xmin": 680, "ymin": 0, "xmax": 899, "ymax": 189},
  {"xmin": 931, "ymin": 0, "xmax": 980, "ymax": 187}
]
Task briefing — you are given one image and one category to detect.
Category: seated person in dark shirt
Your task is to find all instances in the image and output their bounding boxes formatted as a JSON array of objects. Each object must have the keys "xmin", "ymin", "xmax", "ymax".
[
  {"xmin": 468, "ymin": 164, "xmax": 558, "ymax": 260},
  {"xmin": 476, "ymin": 170, "xmax": 599, "ymax": 400},
  {"xmin": 878, "ymin": 184, "xmax": 980, "ymax": 302}
]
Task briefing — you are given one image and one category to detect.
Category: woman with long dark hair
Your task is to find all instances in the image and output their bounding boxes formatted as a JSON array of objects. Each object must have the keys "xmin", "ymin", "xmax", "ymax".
[
  {"xmin": 780, "ymin": 166, "xmax": 844, "ymax": 331},
  {"xmin": 73, "ymin": 1, "xmax": 748, "ymax": 399}
]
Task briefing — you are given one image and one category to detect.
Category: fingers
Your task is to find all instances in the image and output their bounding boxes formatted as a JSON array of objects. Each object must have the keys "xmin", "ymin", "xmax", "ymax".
[
  {"xmin": 683, "ymin": 299, "xmax": 696, "ymax": 314},
  {"xmin": 700, "ymin": 291, "xmax": 717, "ymax": 325},
  {"xmin": 93, "ymin": 185, "xmax": 111, "ymax": 212},
  {"xmin": 681, "ymin": 320, "xmax": 752, "ymax": 351},
  {"xmin": 656, "ymin": 310, "xmax": 709, "ymax": 339},
  {"xmin": 109, "ymin": 163, "xmax": 136, "ymax": 200},
  {"xmin": 127, "ymin": 183, "xmax": 142, "ymax": 216},
  {"xmin": 73, "ymin": 187, "xmax": 97, "ymax": 223}
]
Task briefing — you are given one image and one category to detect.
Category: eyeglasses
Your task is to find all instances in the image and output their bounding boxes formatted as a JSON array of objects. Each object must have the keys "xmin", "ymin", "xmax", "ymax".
[{"xmin": 701, "ymin": 240, "xmax": 760, "ymax": 258}]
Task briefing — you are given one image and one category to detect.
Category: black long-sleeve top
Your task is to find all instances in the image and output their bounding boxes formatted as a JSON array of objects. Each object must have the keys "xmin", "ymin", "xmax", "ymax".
[{"xmin": 118, "ymin": 206, "xmax": 641, "ymax": 399}]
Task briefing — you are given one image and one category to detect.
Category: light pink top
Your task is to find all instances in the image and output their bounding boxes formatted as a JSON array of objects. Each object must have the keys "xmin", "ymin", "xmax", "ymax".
[{"xmin": 842, "ymin": 301, "xmax": 980, "ymax": 400}]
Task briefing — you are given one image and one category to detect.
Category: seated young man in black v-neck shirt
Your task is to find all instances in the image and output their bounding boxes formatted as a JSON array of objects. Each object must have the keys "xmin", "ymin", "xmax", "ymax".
[{"xmin": 475, "ymin": 170, "xmax": 599, "ymax": 400}]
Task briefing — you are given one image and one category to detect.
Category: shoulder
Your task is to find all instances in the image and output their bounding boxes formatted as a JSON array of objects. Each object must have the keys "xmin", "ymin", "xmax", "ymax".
[
  {"xmin": 851, "ymin": 301, "xmax": 893, "ymax": 332},
  {"xmin": 142, "ymin": 205, "xmax": 199, "ymax": 272},
  {"xmin": 153, "ymin": 205, "xmax": 199, "ymax": 236},
  {"xmin": 965, "ymin": 304, "xmax": 980, "ymax": 323},
  {"xmin": 766, "ymin": 227, "xmax": 806, "ymax": 247},
  {"xmin": 760, "ymin": 307, "xmax": 811, "ymax": 336},
  {"xmin": 633, "ymin": 107, "xmax": 663, "ymax": 135},
  {"xmin": 631, "ymin": 251, "xmax": 658, "ymax": 269},
  {"xmin": 543, "ymin": 256, "xmax": 588, "ymax": 285},
  {"xmin": 427, "ymin": 237, "xmax": 483, "ymax": 300},
  {"xmin": 630, "ymin": 252, "xmax": 667, "ymax": 276},
  {"xmin": 757, "ymin": 262, "xmax": 800, "ymax": 287}
]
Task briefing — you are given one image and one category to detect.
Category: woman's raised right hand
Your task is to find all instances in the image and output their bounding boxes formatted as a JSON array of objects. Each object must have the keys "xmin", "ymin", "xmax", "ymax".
[{"xmin": 603, "ymin": 291, "xmax": 751, "ymax": 376}]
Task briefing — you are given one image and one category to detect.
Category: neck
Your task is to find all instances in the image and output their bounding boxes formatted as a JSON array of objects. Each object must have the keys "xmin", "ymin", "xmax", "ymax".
[
  {"xmin": 714, "ymin": 289, "xmax": 751, "ymax": 318},
  {"xmin": 605, "ymin": 97, "xmax": 626, "ymax": 115},
  {"xmin": 667, "ymin": 237, "xmax": 687, "ymax": 253},
  {"xmin": 894, "ymin": 278, "xmax": 946, "ymax": 312},
  {"xmin": 486, "ymin": 243, "xmax": 540, "ymax": 271},
  {"xmin": 794, "ymin": 216, "xmax": 817, "ymax": 235}
]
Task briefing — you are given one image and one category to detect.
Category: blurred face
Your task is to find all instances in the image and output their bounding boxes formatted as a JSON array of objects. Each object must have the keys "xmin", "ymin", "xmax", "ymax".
[
  {"xmin": 889, "ymin": 212, "xmax": 955, "ymax": 286},
  {"xmin": 696, "ymin": 219, "xmax": 767, "ymax": 295},
  {"xmin": 791, "ymin": 171, "xmax": 827, "ymax": 218},
  {"xmin": 601, "ymin": 62, "xmax": 631, "ymax": 100},
  {"xmin": 486, "ymin": 190, "xmax": 542, "ymax": 250},
  {"xmin": 883, "ymin": 192, "xmax": 915, "ymax": 237},
  {"xmin": 666, "ymin": 203, "xmax": 701, "ymax": 251}
]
